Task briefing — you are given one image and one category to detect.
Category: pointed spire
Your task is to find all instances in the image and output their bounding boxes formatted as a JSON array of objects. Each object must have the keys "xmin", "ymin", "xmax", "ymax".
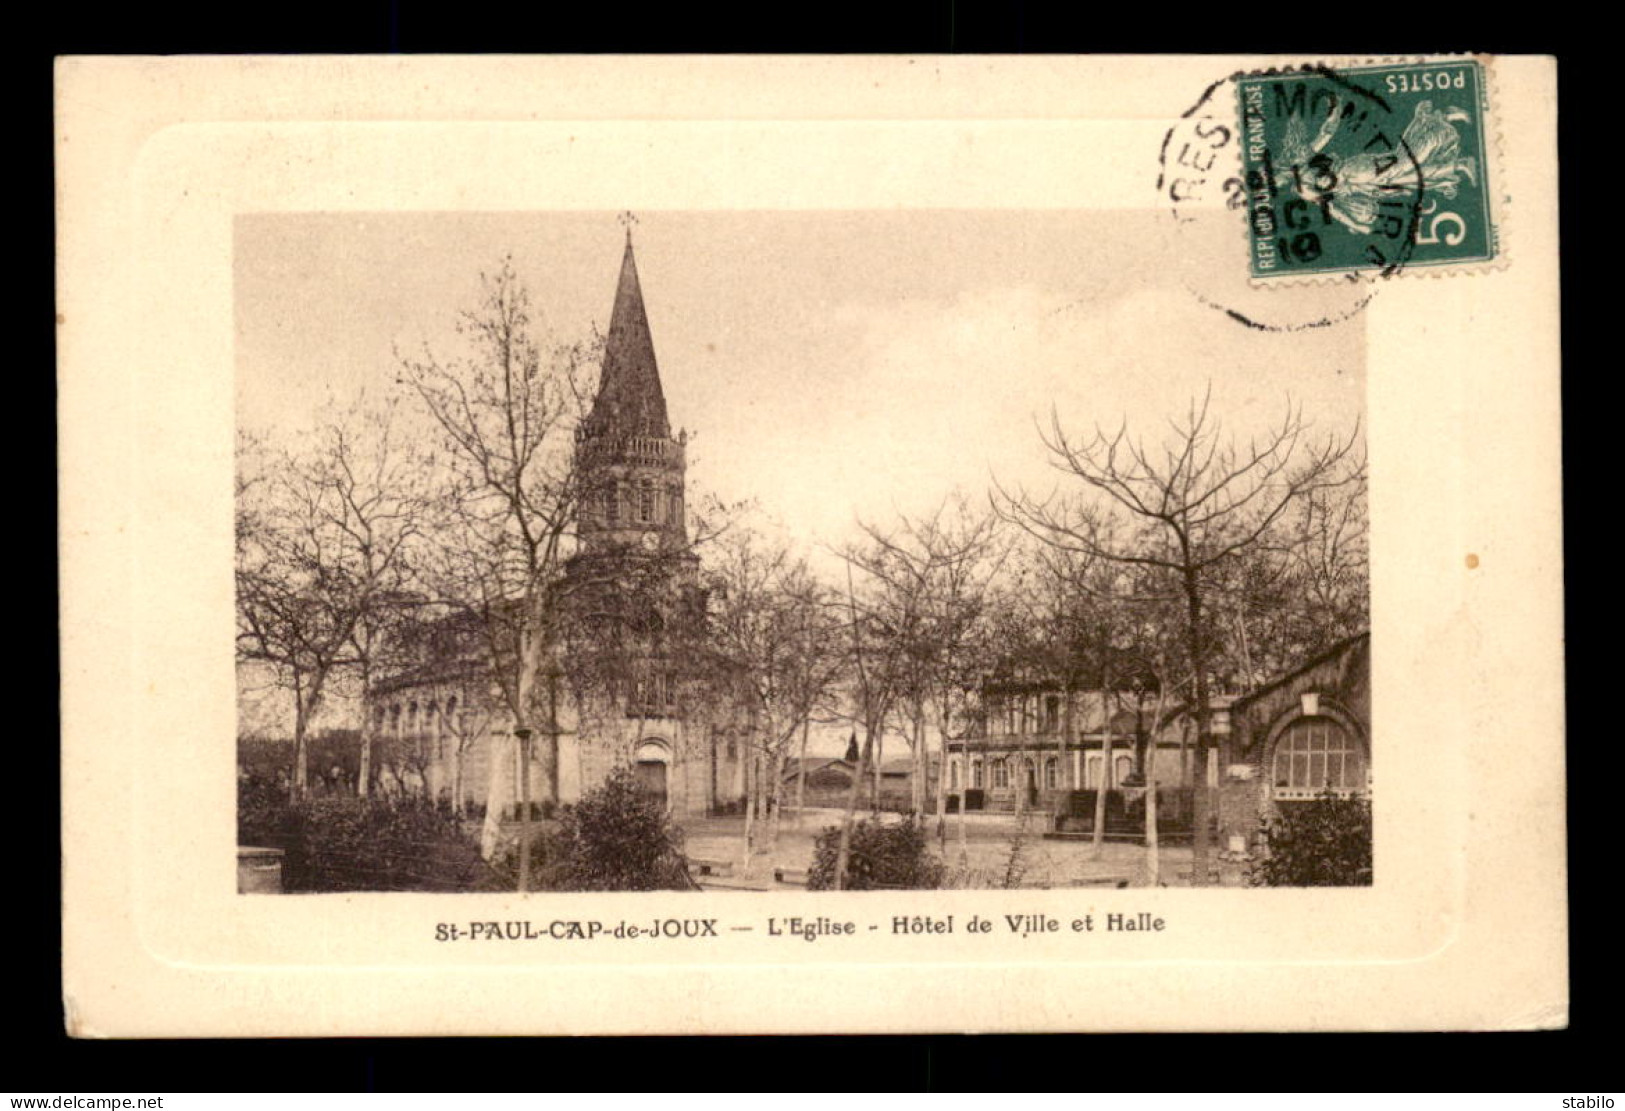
[{"xmin": 585, "ymin": 224, "xmax": 670, "ymax": 441}]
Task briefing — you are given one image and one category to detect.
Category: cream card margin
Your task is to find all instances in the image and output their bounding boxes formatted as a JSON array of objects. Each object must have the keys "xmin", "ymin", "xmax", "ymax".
[{"xmin": 57, "ymin": 55, "xmax": 1566, "ymax": 1035}]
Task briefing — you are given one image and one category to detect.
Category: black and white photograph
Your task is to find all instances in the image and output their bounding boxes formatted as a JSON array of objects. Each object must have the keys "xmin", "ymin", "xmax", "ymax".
[{"xmin": 234, "ymin": 209, "xmax": 1370, "ymax": 894}]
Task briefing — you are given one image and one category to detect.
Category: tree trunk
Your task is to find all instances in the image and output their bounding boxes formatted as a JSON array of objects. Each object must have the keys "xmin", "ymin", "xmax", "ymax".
[
  {"xmin": 912, "ymin": 701, "xmax": 926, "ymax": 818},
  {"xmin": 933, "ymin": 703, "xmax": 950, "ymax": 849},
  {"xmin": 1143, "ymin": 686, "xmax": 1168, "ymax": 887},
  {"xmin": 1016, "ymin": 740, "xmax": 1027, "ymax": 821},
  {"xmin": 1184, "ymin": 566, "xmax": 1214, "ymax": 887},
  {"xmin": 708, "ymin": 726, "xmax": 719, "ymax": 816},
  {"xmin": 958, "ymin": 730, "xmax": 977, "ymax": 863},
  {"xmin": 768, "ymin": 746, "xmax": 786, "ymax": 854},
  {"xmin": 1092, "ymin": 698, "xmax": 1113, "ymax": 859},
  {"xmin": 356, "ymin": 665, "xmax": 373, "ymax": 801},
  {"xmin": 794, "ymin": 716, "xmax": 811, "ymax": 827},
  {"xmin": 517, "ymin": 730, "xmax": 533, "ymax": 893},
  {"xmin": 542, "ymin": 671, "xmax": 562, "ymax": 808},
  {"xmin": 833, "ymin": 730, "xmax": 873, "ymax": 890},
  {"xmin": 1060, "ymin": 681, "xmax": 1073, "ymax": 788},
  {"xmin": 357, "ymin": 722, "xmax": 373, "ymax": 802},
  {"xmin": 741, "ymin": 744, "xmax": 755, "ymax": 874},
  {"xmin": 872, "ymin": 731, "xmax": 883, "ymax": 813},
  {"xmin": 1234, "ymin": 609, "xmax": 1256, "ymax": 694},
  {"xmin": 479, "ymin": 726, "xmax": 514, "ymax": 861},
  {"xmin": 290, "ymin": 675, "xmax": 313, "ymax": 804},
  {"xmin": 451, "ymin": 739, "xmax": 465, "ymax": 819}
]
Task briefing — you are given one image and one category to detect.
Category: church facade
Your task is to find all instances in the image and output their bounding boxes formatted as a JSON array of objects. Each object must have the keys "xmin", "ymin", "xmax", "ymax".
[{"xmin": 364, "ymin": 233, "xmax": 746, "ymax": 842}]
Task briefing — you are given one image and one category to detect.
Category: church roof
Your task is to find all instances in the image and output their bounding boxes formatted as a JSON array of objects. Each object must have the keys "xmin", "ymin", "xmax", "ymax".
[{"xmin": 583, "ymin": 235, "xmax": 671, "ymax": 441}]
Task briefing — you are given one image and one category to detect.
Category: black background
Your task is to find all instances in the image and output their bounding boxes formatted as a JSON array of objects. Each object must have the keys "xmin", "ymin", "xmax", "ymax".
[{"xmin": 31, "ymin": 6, "xmax": 1595, "ymax": 1093}]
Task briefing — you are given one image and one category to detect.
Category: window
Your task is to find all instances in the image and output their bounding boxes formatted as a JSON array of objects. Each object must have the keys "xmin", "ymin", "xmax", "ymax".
[
  {"xmin": 950, "ymin": 761, "xmax": 960, "ymax": 790},
  {"xmin": 606, "ymin": 484, "xmax": 620, "ymax": 523},
  {"xmin": 1272, "ymin": 716, "xmax": 1366, "ymax": 798},
  {"xmin": 1043, "ymin": 694, "xmax": 1060, "ymax": 734},
  {"xmin": 639, "ymin": 482, "xmax": 655, "ymax": 523},
  {"xmin": 972, "ymin": 759, "xmax": 984, "ymax": 788},
  {"xmin": 1045, "ymin": 757, "xmax": 1059, "ymax": 789},
  {"xmin": 992, "ymin": 759, "xmax": 1009, "ymax": 789},
  {"xmin": 1085, "ymin": 754, "xmax": 1102, "ymax": 789}
]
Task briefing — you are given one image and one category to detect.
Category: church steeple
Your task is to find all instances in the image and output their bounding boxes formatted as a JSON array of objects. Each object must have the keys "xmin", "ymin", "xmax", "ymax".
[
  {"xmin": 582, "ymin": 232, "xmax": 671, "ymax": 442},
  {"xmin": 576, "ymin": 222, "xmax": 689, "ymax": 554}
]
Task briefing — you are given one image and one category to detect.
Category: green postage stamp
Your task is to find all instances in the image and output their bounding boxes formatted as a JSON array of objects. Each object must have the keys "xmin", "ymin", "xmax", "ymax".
[{"xmin": 1237, "ymin": 59, "xmax": 1496, "ymax": 280}]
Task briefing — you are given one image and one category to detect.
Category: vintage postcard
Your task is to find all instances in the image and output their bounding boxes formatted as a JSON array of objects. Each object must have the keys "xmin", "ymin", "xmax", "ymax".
[{"xmin": 58, "ymin": 55, "xmax": 1565, "ymax": 1035}]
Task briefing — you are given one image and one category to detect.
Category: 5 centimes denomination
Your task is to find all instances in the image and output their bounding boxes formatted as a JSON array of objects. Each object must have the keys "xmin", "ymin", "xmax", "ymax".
[{"xmin": 1239, "ymin": 59, "xmax": 1496, "ymax": 280}]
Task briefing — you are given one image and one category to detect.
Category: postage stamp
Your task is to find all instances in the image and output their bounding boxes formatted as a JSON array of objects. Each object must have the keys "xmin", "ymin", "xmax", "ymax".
[{"xmin": 1237, "ymin": 59, "xmax": 1497, "ymax": 280}]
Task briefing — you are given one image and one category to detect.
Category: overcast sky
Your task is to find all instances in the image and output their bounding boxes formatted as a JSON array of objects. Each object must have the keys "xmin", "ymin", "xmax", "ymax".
[{"xmin": 237, "ymin": 210, "xmax": 1365, "ymax": 557}]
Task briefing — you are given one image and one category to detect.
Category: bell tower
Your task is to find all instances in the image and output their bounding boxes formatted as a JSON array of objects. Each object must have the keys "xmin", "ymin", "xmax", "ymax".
[{"xmin": 575, "ymin": 219, "xmax": 689, "ymax": 554}]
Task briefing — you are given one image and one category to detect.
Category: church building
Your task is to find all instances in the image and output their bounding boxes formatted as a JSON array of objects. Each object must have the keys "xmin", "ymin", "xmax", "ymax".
[{"xmin": 364, "ymin": 230, "xmax": 746, "ymax": 846}]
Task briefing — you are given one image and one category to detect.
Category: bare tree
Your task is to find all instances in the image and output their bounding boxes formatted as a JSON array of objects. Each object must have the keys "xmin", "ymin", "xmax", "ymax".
[
  {"xmin": 1229, "ymin": 474, "xmax": 1370, "ymax": 686},
  {"xmin": 707, "ymin": 529, "xmax": 844, "ymax": 873},
  {"xmin": 237, "ymin": 436, "xmax": 354, "ymax": 801},
  {"xmin": 848, "ymin": 498, "xmax": 1007, "ymax": 864},
  {"xmin": 236, "ymin": 402, "xmax": 426, "ymax": 803},
  {"xmin": 826, "ymin": 501, "xmax": 1004, "ymax": 886},
  {"xmin": 830, "ymin": 555, "xmax": 899, "ymax": 890},
  {"xmin": 397, "ymin": 256, "xmax": 599, "ymax": 875},
  {"xmin": 998, "ymin": 388, "xmax": 1362, "ymax": 885},
  {"xmin": 319, "ymin": 395, "xmax": 432, "ymax": 800}
]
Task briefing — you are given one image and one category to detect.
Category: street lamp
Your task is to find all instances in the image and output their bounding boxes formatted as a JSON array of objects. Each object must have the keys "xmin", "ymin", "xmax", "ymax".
[{"xmin": 514, "ymin": 727, "xmax": 534, "ymax": 893}]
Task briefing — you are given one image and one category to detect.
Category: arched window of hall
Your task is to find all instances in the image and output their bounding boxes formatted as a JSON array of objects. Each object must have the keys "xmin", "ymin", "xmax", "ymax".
[{"xmin": 1272, "ymin": 715, "xmax": 1367, "ymax": 798}]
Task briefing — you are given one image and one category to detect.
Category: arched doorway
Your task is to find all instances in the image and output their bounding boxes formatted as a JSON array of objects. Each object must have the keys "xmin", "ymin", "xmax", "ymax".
[{"xmin": 634, "ymin": 739, "xmax": 672, "ymax": 809}]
